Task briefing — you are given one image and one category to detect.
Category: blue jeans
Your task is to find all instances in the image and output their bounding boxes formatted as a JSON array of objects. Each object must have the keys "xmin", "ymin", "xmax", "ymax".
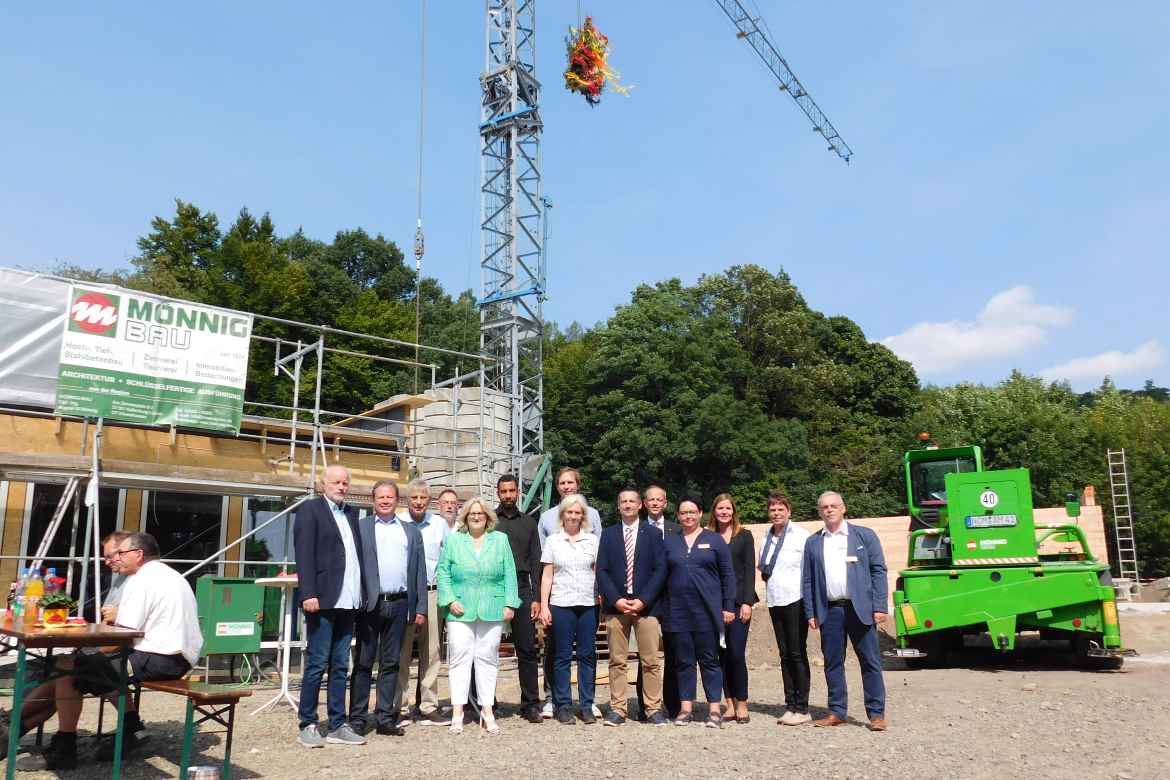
[
  {"xmin": 670, "ymin": 630, "xmax": 722, "ymax": 703},
  {"xmin": 821, "ymin": 602, "xmax": 886, "ymax": 719},
  {"xmin": 299, "ymin": 608, "xmax": 356, "ymax": 731},
  {"xmin": 550, "ymin": 604, "xmax": 597, "ymax": 711}
]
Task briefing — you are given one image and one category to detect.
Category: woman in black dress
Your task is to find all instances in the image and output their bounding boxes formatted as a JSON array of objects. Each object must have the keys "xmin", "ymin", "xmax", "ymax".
[{"xmin": 708, "ymin": 493, "xmax": 757, "ymax": 723}]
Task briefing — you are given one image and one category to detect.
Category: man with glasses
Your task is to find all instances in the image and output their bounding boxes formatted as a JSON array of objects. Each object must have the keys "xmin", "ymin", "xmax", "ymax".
[
  {"xmin": 436, "ymin": 489, "xmax": 460, "ymax": 531},
  {"xmin": 0, "ymin": 530, "xmax": 136, "ymax": 764},
  {"xmin": 396, "ymin": 479, "xmax": 449, "ymax": 725},
  {"xmin": 35, "ymin": 532, "xmax": 202, "ymax": 769}
]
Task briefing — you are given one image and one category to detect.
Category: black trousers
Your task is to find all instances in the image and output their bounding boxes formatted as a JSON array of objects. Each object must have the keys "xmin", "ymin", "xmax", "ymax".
[
  {"xmin": 349, "ymin": 595, "xmax": 409, "ymax": 729},
  {"xmin": 719, "ymin": 616, "xmax": 751, "ymax": 700},
  {"xmin": 769, "ymin": 602, "xmax": 810, "ymax": 713},
  {"xmin": 510, "ymin": 587, "xmax": 541, "ymax": 709}
]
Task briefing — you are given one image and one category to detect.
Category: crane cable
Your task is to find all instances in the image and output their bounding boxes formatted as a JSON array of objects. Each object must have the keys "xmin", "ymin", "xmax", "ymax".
[{"xmin": 413, "ymin": 0, "xmax": 426, "ymax": 394}]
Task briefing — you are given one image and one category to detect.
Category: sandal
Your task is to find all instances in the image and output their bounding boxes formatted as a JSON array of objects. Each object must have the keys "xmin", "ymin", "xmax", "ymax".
[{"xmin": 480, "ymin": 716, "xmax": 499, "ymax": 735}]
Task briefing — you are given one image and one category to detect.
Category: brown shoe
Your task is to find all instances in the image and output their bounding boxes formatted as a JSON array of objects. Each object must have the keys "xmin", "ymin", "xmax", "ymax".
[
  {"xmin": 867, "ymin": 715, "xmax": 887, "ymax": 731},
  {"xmin": 812, "ymin": 714, "xmax": 846, "ymax": 727}
]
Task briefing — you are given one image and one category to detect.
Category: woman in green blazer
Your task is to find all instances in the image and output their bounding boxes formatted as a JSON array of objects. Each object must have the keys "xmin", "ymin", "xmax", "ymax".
[{"xmin": 436, "ymin": 496, "xmax": 520, "ymax": 734}]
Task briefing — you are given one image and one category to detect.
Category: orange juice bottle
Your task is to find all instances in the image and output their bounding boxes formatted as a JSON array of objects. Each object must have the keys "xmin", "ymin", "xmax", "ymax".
[{"xmin": 24, "ymin": 570, "xmax": 44, "ymax": 624}]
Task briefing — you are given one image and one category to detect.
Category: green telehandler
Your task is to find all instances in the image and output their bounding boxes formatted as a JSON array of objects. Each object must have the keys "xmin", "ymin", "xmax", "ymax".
[{"xmin": 888, "ymin": 442, "xmax": 1135, "ymax": 668}]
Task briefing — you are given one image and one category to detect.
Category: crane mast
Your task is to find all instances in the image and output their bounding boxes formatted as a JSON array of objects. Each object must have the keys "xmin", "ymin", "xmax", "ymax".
[
  {"xmin": 479, "ymin": 0, "xmax": 545, "ymax": 493},
  {"xmin": 713, "ymin": 0, "xmax": 853, "ymax": 162}
]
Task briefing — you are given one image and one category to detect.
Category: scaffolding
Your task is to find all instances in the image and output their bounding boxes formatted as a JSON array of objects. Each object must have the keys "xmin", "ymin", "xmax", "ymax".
[{"xmin": 0, "ymin": 271, "xmax": 523, "ymax": 613}]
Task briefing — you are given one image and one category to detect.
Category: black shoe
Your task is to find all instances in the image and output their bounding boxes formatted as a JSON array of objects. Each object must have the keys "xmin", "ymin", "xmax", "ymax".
[
  {"xmin": 96, "ymin": 728, "xmax": 141, "ymax": 762},
  {"xmin": 375, "ymin": 723, "xmax": 406, "ymax": 736},
  {"xmin": 43, "ymin": 732, "xmax": 78, "ymax": 770},
  {"xmin": 555, "ymin": 707, "xmax": 575, "ymax": 725},
  {"xmin": 580, "ymin": 707, "xmax": 597, "ymax": 725},
  {"xmin": 522, "ymin": 707, "xmax": 544, "ymax": 724}
]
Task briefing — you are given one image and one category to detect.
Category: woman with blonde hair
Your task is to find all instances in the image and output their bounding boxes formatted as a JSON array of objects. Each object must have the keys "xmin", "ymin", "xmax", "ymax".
[
  {"xmin": 708, "ymin": 493, "xmax": 757, "ymax": 723},
  {"xmin": 539, "ymin": 494, "xmax": 600, "ymax": 724},
  {"xmin": 436, "ymin": 497, "xmax": 519, "ymax": 734}
]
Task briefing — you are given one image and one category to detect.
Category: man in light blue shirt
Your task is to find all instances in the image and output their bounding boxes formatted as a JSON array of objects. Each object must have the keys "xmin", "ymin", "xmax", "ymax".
[
  {"xmin": 349, "ymin": 480, "xmax": 426, "ymax": 737},
  {"xmin": 397, "ymin": 479, "xmax": 450, "ymax": 724}
]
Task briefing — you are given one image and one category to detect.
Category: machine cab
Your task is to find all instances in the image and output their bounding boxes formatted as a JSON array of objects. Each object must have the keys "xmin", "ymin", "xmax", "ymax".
[
  {"xmin": 905, "ymin": 445, "xmax": 983, "ymax": 530},
  {"xmin": 904, "ymin": 446, "xmax": 982, "ymax": 564}
]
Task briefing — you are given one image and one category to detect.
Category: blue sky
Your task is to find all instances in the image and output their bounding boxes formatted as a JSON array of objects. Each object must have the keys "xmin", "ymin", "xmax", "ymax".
[{"xmin": 3, "ymin": 1, "xmax": 1167, "ymax": 391}]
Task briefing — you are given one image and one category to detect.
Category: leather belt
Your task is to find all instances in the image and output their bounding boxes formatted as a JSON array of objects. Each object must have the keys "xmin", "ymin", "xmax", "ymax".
[
  {"xmin": 427, "ymin": 585, "xmax": 438, "ymax": 592},
  {"xmin": 381, "ymin": 591, "xmax": 407, "ymax": 602},
  {"xmin": 828, "ymin": 599, "xmax": 851, "ymax": 607}
]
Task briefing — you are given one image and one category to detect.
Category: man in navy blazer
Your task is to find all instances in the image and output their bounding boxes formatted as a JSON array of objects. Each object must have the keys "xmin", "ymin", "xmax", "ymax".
[
  {"xmin": 596, "ymin": 488, "xmax": 669, "ymax": 725},
  {"xmin": 641, "ymin": 483, "xmax": 681, "ymax": 719},
  {"xmin": 801, "ymin": 490, "xmax": 889, "ymax": 731},
  {"xmin": 348, "ymin": 480, "xmax": 427, "ymax": 737},
  {"xmin": 293, "ymin": 465, "xmax": 367, "ymax": 747}
]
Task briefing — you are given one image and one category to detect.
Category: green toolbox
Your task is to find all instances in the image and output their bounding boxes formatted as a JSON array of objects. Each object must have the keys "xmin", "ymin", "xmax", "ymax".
[{"xmin": 195, "ymin": 576, "xmax": 265, "ymax": 656}]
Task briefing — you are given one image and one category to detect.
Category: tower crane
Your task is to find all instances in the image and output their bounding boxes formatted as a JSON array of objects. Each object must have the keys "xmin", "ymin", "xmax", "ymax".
[
  {"xmin": 476, "ymin": 1, "xmax": 851, "ymax": 496},
  {"xmin": 713, "ymin": 0, "xmax": 853, "ymax": 162}
]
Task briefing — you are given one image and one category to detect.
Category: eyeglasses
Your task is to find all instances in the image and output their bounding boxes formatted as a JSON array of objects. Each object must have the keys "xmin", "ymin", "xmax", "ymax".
[
  {"xmin": 467, "ymin": 511, "xmax": 487, "ymax": 518},
  {"xmin": 113, "ymin": 548, "xmax": 142, "ymax": 558}
]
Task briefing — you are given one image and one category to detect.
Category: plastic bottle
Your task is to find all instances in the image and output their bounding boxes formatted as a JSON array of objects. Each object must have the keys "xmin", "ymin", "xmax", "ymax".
[
  {"xmin": 11, "ymin": 568, "xmax": 28, "ymax": 626},
  {"xmin": 45, "ymin": 568, "xmax": 60, "ymax": 595},
  {"xmin": 25, "ymin": 569, "xmax": 44, "ymax": 625}
]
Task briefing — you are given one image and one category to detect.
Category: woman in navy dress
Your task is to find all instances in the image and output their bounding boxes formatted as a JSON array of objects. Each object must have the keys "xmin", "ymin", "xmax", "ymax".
[{"xmin": 660, "ymin": 496, "xmax": 736, "ymax": 728}]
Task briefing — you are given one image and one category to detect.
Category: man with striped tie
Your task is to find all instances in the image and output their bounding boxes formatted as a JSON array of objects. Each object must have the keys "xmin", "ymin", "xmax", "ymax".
[{"xmin": 595, "ymin": 488, "xmax": 669, "ymax": 726}]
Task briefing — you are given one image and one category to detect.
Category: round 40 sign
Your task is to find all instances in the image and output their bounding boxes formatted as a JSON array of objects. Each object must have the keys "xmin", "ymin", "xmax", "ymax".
[{"xmin": 979, "ymin": 490, "xmax": 999, "ymax": 509}]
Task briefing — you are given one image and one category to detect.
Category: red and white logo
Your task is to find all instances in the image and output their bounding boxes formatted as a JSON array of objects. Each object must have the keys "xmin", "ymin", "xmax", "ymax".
[{"xmin": 69, "ymin": 292, "xmax": 119, "ymax": 334}]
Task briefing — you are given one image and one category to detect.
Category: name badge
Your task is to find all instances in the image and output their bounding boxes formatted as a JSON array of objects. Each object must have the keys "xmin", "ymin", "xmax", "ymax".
[
  {"xmin": 845, "ymin": 555, "xmax": 858, "ymax": 563},
  {"xmin": 698, "ymin": 543, "xmax": 711, "ymax": 549}
]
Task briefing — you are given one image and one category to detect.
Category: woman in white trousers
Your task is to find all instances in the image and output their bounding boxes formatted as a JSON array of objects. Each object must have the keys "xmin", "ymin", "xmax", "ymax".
[{"xmin": 436, "ymin": 498, "xmax": 520, "ymax": 734}]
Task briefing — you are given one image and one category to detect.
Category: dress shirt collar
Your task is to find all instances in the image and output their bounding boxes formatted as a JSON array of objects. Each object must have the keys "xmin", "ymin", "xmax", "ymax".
[
  {"xmin": 375, "ymin": 513, "xmax": 399, "ymax": 526},
  {"xmin": 822, "ymin": 520, "xmax": 849, "ymax": 538},
  {"xmin": 326, "ymin": 497, "xmax": 347, "ymax": 513},
  {"xmin": 621, "ymin": 517, "xmax": 639, "ymax": 531},
  {"xmin": 409, "ymin": 511, "xmax": 432, "ymax": 527}
]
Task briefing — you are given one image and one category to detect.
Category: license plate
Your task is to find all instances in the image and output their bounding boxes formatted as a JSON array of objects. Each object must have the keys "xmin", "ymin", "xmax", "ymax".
[{"xmin": 965, "ymin": 514, "xmax": 1017, "ymax": 528}]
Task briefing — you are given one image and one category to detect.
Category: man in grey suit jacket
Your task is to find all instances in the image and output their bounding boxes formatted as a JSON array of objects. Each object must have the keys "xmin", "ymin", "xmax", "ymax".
[
  {"xmin": 348, "ymin": 480, "xmax": 427, "ymax": 737},
  {"xmin": 801, "ymin": 491, "xmax": 888, "ymax": 731}
]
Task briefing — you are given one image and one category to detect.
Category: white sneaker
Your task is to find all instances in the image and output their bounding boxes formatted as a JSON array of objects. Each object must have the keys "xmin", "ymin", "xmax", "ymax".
[
  {"xmin": 591, "ymin": 703, "xmax": 602, "ymax": 718},
  {"xmin": 784, "ymin": 711, "xmax": 812, "ymax": 726},
  {"xmin": 541, "ymin": 700, "xmax": 554, "ymax": 719}
]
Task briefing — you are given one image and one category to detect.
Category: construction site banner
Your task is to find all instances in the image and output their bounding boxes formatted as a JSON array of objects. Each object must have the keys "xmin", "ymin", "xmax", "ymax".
[{"xmin": 54, "ymin": 286, "xmax": 253, "ymax": 433}]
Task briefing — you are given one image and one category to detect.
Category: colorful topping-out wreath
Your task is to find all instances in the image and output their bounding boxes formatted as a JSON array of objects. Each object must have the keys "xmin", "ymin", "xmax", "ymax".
[{"xmin": 564, "ymin": 16, "xmax": 629, "ymax": 106}]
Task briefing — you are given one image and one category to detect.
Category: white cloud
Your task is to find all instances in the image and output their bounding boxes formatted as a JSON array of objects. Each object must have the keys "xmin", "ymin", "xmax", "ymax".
[
  {"xmin": 1040, "ymin": 341, "xmax": 1165, "ymax": 383},
  {"xmin": 881, "ymin": 286, "xmax": 1074, "ymax": 374}
]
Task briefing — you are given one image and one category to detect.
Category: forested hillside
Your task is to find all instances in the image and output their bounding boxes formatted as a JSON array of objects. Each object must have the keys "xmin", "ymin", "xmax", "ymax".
[{"xmin": 49, "ymin": 201, "xmax": 1170, "ymax": 577}]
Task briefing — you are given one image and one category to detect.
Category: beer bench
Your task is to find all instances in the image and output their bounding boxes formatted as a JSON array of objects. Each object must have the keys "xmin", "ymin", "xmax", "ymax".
[{"xmin": 140, "ymin": 679, "xmax": 251, "ymax": 780}]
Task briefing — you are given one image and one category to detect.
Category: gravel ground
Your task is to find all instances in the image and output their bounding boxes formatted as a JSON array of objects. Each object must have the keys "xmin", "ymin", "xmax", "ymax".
[{"xmin": 5, "ymin": 611, "xmax": 1170, "ymax": 780}]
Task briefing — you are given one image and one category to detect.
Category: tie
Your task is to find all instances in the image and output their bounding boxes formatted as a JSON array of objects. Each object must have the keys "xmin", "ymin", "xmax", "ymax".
[{"xmin": 624, "ymin": 526, "xmax": 635, "ymax": 593}]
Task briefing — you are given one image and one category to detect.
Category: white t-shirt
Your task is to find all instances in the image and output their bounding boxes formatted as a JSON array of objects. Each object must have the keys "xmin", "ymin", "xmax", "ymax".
[
  {"xmin": 762, "ymin": 523, "xmax": 810, "ymax": 608},
  {"xmin": 116, "ymin": 560, "xmax": 203, "ymax": 666},
  {"xmin": 540, "ymin": 531, "xmax": 599, "ymax": 608}
]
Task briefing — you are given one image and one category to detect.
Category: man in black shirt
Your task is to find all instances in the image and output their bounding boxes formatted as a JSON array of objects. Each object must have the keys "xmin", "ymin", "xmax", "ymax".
[{"xmin": 493, "ymin": 474, "xmax": 544, "ymax": 724}]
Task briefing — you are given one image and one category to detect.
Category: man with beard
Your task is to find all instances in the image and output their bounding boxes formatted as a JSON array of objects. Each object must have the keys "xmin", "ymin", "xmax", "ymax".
[{"xmin": 493, "ymin": 474, "xmax": 544, "ymax": 723}]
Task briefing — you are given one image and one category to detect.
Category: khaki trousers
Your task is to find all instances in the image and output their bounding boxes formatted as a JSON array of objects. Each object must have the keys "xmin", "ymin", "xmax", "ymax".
[
  {"xmin": 397, "ymin": 589, "xmax": 441, "ymax": 715},
  {"xmin": 606, "ymin": 613, "xmax": 662, "ymax": 717}
]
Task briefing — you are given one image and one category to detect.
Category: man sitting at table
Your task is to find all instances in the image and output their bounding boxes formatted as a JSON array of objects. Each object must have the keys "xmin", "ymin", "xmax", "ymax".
[{"xmin": 36, "ymin": 532, "xmax": 203, "ymax": 770}]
